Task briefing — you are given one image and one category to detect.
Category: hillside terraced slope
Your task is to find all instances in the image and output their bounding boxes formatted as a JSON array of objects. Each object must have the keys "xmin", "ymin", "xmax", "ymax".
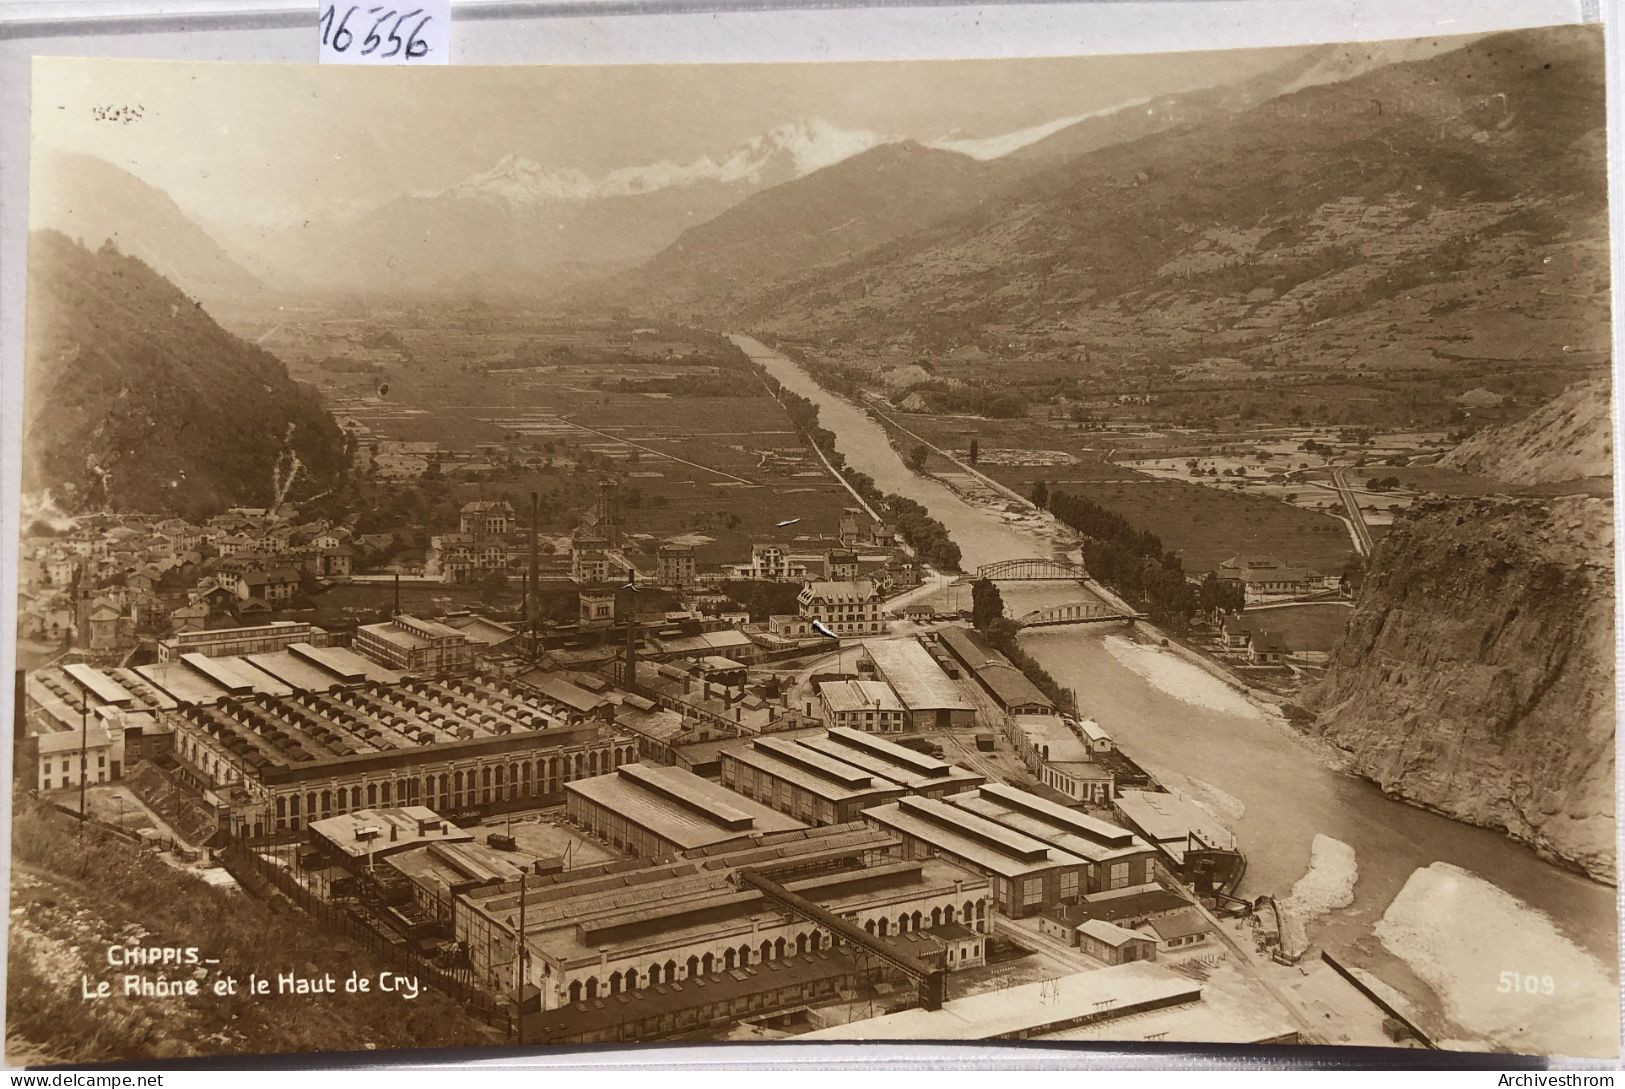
[{"xmin": 744, "ymin": 26, "xmax": 1607, "ymax": 377}]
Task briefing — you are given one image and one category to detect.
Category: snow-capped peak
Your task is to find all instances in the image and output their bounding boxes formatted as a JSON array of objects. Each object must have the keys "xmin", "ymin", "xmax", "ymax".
[
  {"xmin": 435, "ymin": 154, "xmax": 600, "ymax": 203},
  {"xmin": 432, "ymin": 119, "xmax": 895, "ymax": 206}
]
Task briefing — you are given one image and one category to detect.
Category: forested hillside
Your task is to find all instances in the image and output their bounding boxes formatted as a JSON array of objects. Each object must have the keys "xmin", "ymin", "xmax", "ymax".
[{"xmin": 23, "ymin": 231, "xmax": 346, "ymax": 518}]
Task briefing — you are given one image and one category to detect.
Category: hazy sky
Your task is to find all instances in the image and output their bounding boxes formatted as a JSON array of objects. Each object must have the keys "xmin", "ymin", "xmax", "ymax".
[{"xmin": 31, "ymin": 46, "xmax": 1315, "ymax": 228}]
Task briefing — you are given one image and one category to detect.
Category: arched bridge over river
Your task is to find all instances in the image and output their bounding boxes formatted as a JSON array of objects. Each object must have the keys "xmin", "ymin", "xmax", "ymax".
[
  {"xmin": 975, "ymin": 558, "xmax": 1142, "ymax": 627},
  {"xmin": 975, "ymin": 557, "xmax": 1090, "ymax": 581},
  {"xmin": 1016, "ymin": 601, "xmax": 1144, "ymax": 629}
]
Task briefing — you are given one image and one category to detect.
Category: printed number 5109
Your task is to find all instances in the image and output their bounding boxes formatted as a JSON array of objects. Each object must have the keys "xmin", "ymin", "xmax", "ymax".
[
  {"xmin": 1498, "ymin": 971, "xmax": 1556, "ymax": 996},
  {"xmin": 320, "ymin": 5, "xmax": 433, "ymax": 59}
]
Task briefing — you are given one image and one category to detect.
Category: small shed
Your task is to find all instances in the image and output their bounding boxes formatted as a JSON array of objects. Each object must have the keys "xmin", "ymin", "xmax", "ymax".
[
  {"xmin": 1142, "ymin": 907, "xmax": 1213, "ymax": 950},
  {"xmin": 1077, "ymin": 919, "xmax": 1158, "ymax": 966}
]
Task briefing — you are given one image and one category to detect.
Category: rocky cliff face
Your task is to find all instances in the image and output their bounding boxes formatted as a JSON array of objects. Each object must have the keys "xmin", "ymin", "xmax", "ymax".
[
  {"xmin": 1441, "ymin": 377, "xmax": 1613, "ymax": 486},
  {"xmin": 1304, "ymin": 495, "xmax": 1616, "ymax": 882}
]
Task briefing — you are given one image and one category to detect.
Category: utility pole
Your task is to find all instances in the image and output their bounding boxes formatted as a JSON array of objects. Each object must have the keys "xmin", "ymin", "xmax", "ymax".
[
  {"xmin": 76, "ymin": 677, "xmax": 89, "ymax": 837},
  {"xmin": 514, "ymin": 876, "xmax": 528, "ymax": 1046}
]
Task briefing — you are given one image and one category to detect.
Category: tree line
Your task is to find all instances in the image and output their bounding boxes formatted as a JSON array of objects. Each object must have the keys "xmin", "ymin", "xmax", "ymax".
[
  {"xmin": 769, "ymin": 377, "xmax": 962, "ymax": 572},
  {"xmin": 1035, "ymin": 482, "xmax": 1199, "ymax": 633},
  {"xmin": 969, "ymin": 578, "xmax": 1073, "ymax": 713}
]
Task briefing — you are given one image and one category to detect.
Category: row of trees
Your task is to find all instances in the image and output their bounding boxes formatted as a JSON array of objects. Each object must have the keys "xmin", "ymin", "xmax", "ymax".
[
  {"xmin": 719, "ymin": 579, "xmax": 804, "ymax": 621},
  {"xmin": 770, "ymin": 379, "xmax": 962, "ymax": 572},
  {"xmin": 899, "ymin": 381, "xmax": 1028, "ymax": 419},
  {"xmin": 1036, "ymin": 484, "xmax": 1200, "ymax": 633},
  {"xmin": 969, "ymin": 578, "xmax": 1072, "ymax": 714}
]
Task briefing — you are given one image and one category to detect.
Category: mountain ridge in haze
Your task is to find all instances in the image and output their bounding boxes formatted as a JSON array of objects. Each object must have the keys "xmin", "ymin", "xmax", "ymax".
[
  {"xmin": 225, "ymin": 119, "xmax": 903, "ymax": 299},
  {"xmin": 30, "ymin": 149, "xmax": 264, "ymax": 305},
  {"xmin": 592, "ymin": 39, "xmax": 1427, "ymax": 318},
  {"xmin": 731, "ymin": 24, "xmax": 1607, "ymax": 380}
]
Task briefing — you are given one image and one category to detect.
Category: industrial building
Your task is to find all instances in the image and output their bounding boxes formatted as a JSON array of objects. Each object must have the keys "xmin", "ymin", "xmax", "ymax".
[
  {"xmin": 565, "ymin": 762, "xmax": 809, "ymax": 858},
  {"xmin": 21, "ymin": 663, "xmax": 144, "ymax": 789},
  {"xmin": 525, "ymin": 948, "xmax": 900, "ymax": 1044},
  {"xmin": 383, "ymin": 833, "xmax": 538, "ymax": 928},
  {"xmin": 1112, "ymin": 788, "xmax": 1241, "ymax": 877},
  {"xmin": 307, "ymin": 805, "xmax": 474, "ymax": 865},
  {"xmin": 719, "ymin": 728, "xmax": 984, "ymax": 826},
  {"xmin": 353, "ymin": 614, "xmax": 482, "ymax": 675},
  {"xmin": 164, "ymin": 668, "xmax": 637, "ymax": 837},
  {"xmin": 935, "ymin": 626, "xmax": 1055, "ymax": 716},
  {"xmin": 157, "ymin": 620, "xmax": 337, "ymax": 661},
  {"xmin": 859, "ymin": 639, "xmax": 975, "ymax": 729},
  {"xmin": 456, "ymin": 822, "xmax": 990, "ymax": 1015},
  {"xmin": 860, "ymin": 783, "xmax": 1159, "ymax": 918},
  {"xmin": 817, "ymin": 679, "xmax": 905, "ymax": 733}
]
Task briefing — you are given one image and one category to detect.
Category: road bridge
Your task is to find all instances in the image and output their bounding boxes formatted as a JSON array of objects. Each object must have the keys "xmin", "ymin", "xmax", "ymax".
[
  {"xmin": 1329, "ymin": 469, "xmax": 1374, "ymax": 555},
  {"xmin": 975, "ymin": 558, "xmax": 1089, "ymax": 581},
  {"xmin": 1014, "ymin": 601, "xmax": 1143, "ymax": 628}
]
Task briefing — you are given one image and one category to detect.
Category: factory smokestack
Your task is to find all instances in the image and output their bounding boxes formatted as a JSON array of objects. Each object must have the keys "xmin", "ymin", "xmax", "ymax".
[{"xmin": 622, "ymin": 584, "xmax": 638, "ymax": 689}]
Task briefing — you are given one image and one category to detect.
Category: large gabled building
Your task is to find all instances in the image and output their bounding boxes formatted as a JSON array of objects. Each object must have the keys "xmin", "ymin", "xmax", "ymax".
[
  {"xmin": 565, "ymin": 762, "xmax": 808, "ymax": 859},
  {"xmin": 798, "ymin": 579, "xmax": 886, "ymax": 636},
  {"xmin": 162, "ymin": 666, "xmax": 637, "ymax": 837},
  {"xmin": 861, "ymin": 783, "xmax": 1159, "ymax": 918},
  {"xmin": 457, "ymin": 822, "xmax": 991, "ymax": 1015},
  {"xmin": 861, "ymin": 638, "xmax": 976, "ymax": 729},
  {"xmin": 719, "ymin": 727, "xmax": 985, "ymax": 826}
]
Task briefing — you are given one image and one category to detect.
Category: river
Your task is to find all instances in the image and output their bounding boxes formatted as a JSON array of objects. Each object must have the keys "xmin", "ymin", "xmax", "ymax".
[{"xmin": 735, "ymin": 333, "xmax": 1619, "ymax": 1054}]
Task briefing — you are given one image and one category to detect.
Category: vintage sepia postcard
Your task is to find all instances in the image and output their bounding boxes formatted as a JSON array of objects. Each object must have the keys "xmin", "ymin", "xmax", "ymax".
[{"xmin": 6, "ymin": 21, "xmax": 1617, "ymax": 1066}]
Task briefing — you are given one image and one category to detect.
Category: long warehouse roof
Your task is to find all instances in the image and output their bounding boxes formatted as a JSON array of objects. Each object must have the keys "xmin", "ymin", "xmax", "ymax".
[{"xmin": 861, "ymin": 639, "xmax": 973, "ymax": 713}]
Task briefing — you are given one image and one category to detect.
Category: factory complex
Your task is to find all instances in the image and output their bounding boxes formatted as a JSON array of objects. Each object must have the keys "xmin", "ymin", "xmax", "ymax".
[{"xmin": 17, "ymin": 585, "xmax": 1284, "ymax": 1048}]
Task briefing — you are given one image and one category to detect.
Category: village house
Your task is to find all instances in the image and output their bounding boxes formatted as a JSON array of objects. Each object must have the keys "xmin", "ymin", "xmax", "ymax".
[
  {"xmin": 168, "ymin": 600, "xmax": 212, "ymax": 633},
  {"xmin": 1141, "ymin": 908, "xmax": 1213, "ymax": 951},
  {"xmin": 1219, "ymin": 612, "xmax": 1255, "ymax": 649},
  {"xmin": 1214, "ymin": 556, "xmax": 1335, "ymax": 602},
  {"xmin": 734, "ymin": 542, "xmax": 811, "ymax": 580},
  {"xmin": 1247, "ymin": 629, "xmax": 1290, "ymax": 665},
  {"xmin": 235, "ymin": 566, "xmax": 301, "ymax": 605},
  {"xmin": 460, "ymin": 499, "xmax": 515, "ymax": 537},
  {"xmin": 17, "ymin": 592, "xmax": 74, "ymax": 643},
  {"xmin": 430, "ymin": 533, "xmax": 510, "ymax": 582}
]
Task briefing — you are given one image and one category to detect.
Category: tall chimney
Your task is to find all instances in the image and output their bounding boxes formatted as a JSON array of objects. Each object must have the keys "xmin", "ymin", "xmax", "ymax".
[
  {"xmin": 623, "ymin": 584, "xmax": 637, "ymax": 689},
  {"xmin": 393, "ymin": 573, "xmax": 401, "ymax": 617}
]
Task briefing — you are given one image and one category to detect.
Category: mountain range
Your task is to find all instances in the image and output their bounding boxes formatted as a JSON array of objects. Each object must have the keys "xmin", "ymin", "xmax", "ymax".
[
  {"xmin": 32, "ymin": 38, "xmax": 1454, "ymax": 305},
  {"xmin": 700, "ymin": 24, "xmax": 1608, "ymax": 387},
  {"xmin": 187, "ymin": 119, "xmax": 909, "ymax": 300},
  {"xmin": 27, "ymin": 25, "xmax": 1605, "ymax": 364},
  {"xmin": 590, "ymin": 39, "xmax": 1417, "ymax": 317}
]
